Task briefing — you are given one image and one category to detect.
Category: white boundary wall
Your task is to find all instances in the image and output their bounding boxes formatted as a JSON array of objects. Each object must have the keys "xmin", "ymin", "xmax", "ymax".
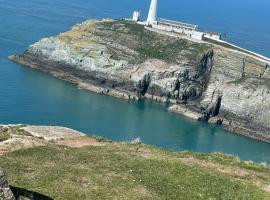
[{"xmin": 204, "ymin": 35, "xmax": 270, "ymax": 63}]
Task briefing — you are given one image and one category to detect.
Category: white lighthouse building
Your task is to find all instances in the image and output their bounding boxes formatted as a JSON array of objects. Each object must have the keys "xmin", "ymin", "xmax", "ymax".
[
  {"xmin": 127, "ymin": 1, "xmax": 270, "ymax": 63},
  {"xmin": 130, "ymin": 0, "xmax": 221, "ymax": 41},
  {"xmin": 147, "ymin": 0, "xmax": 157, "ymax": 25}
]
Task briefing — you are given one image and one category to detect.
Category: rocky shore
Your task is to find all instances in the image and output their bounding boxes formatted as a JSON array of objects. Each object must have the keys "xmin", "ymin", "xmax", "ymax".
[{"xmin": 9, "ymin": 19, "xmax": 270, "ymax": 143}]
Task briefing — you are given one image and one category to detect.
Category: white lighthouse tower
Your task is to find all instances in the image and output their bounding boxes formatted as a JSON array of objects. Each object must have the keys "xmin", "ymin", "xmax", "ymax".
[
  {"xmin": 147, "ymin": 0, "xmax": 158, "ymax": 25},
  {"xmin": 128, "ymin": 0, "xmax": 223, "ymax": 42}
]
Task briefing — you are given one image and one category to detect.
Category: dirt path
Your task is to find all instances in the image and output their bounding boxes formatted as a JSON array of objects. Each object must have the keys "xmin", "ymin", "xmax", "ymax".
[
  {"xmin": 56, "ymin": 136, "xmax": 105, "ymax": 148},
  {"xmin": 179, "ymin": 156, "xmax": 270, "ymax": 192}
]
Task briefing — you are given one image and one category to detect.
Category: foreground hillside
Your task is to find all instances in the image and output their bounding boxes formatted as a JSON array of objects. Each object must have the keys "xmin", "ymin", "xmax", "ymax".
[
  {"xmin": 0, "ymin": 125, "xmax": 270, "ymax": 199},
  {"xmin": 9, "ymin": 19, "xmax": 270, "ymax": 142}
]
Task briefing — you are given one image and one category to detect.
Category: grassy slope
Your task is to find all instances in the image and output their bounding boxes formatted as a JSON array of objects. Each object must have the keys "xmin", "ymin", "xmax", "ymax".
[
  {"xmin": 203, "ymin": 37, "xmax": 270, "ymax": 61},
  {"xmin": 96, "ymin": 20, "xmax": 212, "ymax": 64},
  {"xmin": 58, "ymin": 20, "xmax": 212, "ymax": 65},
  {"xmin": 0, "ymin": 141, "xmax": 270, "ymax": 200}
]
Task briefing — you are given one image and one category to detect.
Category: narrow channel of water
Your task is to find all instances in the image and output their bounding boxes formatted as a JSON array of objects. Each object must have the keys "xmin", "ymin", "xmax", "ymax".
[{"xmin": 0, "ymin": 0, "xmax": 269, "ymax": 163}]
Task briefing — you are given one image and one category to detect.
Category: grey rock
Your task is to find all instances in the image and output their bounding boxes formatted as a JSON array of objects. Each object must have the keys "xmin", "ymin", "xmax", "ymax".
[
  {"xmin": 200, "ymin": 47, "xmax": 270, "ymax": 138},
  {"xmin": 0, "ymin": 168, "xmax": 15, "ymax": 200}
]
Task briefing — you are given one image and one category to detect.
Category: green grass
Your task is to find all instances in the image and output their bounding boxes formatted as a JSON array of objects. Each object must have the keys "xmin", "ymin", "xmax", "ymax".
[
  {"xmin": 97, "ymin": 20, "xmax": 146, "ymax": 35},
  {"xmin": 136, "ymin": 40, "xmax": 211, "ymax": 64},
  {"xmin": 57, "ymin": 19, "xmax": 213, "ymax": 65},
  {"xmin": 0, "ymin": 142, "xmax": 270, "ymax": 200},
  {"xmin": 95, "ymin": 20, "xmax": 213, "ymax": 64},
  {"xmin": 184, "ymin": 152, "xmax": 270, "ymax": 174}
]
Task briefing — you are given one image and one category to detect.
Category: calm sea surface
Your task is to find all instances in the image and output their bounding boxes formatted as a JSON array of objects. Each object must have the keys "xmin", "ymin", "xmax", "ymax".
[{"xmin": 0, "ymin": 0, "xmax": 269, "ymax": 163}]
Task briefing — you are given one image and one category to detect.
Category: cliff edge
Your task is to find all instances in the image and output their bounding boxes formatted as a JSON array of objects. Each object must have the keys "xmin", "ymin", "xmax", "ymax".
[{"xmin": 0, "ymin": 125, "xmax": 270, "ymax": 199}]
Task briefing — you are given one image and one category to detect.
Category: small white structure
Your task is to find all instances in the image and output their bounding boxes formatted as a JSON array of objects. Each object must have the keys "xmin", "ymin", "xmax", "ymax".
[
  {"xmin": 147, "ymin": 0, "xmax": 158, "ymax": 25},
  {"xmin": 192, "ymin": 31, "xmax": 205, "ymax": 40},
  {"xmin": 152, "ymin": 19, "xmax": 198, "ymax": 37},
  {"xmin": 144, "ymin": 0, "xmax": 221, "ymax": 41},
  {"xmin": 203, "ymin": 32, "xmax": 221, "ymax": 40},
  {"xmin": 132, "ymin": 11, "xmax": 140, "ymax": 22}
]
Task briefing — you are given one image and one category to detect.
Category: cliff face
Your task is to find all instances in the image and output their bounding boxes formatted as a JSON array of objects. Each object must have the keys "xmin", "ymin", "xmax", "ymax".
[
  {"xmin": 16, "ymin": 20, "xmax": 213, "ymax": 102},
  {"xmin": 9, "ymin": 19, "xmax": 270, "ymax": 141},
  {"xmin": 202, "ymin": 46, "xmax": 270, "ymax": 140}
]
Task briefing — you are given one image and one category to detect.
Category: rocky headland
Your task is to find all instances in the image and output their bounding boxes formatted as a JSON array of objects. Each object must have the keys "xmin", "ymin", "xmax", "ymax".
[{"xmin": 9, "ymin": 19, "xmax": 270, "ymax": 143}]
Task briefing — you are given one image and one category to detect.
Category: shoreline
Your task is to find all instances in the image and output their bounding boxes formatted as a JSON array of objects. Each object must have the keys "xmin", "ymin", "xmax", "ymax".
[{"xmin": 8, "ymin": 54, "xmax": 270, "ymax": 144}]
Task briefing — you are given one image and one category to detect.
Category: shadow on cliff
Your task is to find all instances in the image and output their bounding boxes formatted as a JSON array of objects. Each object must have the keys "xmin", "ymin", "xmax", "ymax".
[{"xmin": 10, "ymin": 186, "xmax": 54, "ymax": 200}]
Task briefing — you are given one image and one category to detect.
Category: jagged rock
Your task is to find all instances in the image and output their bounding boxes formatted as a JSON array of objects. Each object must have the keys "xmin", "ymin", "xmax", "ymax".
[
  {"xmin": 208, "ymin": 117, "xmax": 223, "ymax": 125},
  {"xmin": 0, "ymin": 168, "xmax": 15, "ymax": 200},
  {"xmin": 203, "ymin": 90, "xmax": 223, "ymax": 119},
  {"xmin": 137, "ymin": 73, "xmax": 151, "ymax": 98},
  {"xmin": 168, "ymin": 105, "xmax": 203, "ymax": 120}
]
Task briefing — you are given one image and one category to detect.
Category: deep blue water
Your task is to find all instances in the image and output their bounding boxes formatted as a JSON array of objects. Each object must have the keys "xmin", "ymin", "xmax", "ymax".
[{"xmin": 0, "ymin": 0, "xmax": 270, "ymax": 163}]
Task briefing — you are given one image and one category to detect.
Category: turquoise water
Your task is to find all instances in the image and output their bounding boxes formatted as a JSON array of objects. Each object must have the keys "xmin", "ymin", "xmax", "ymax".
[{"xmin": 0, "ymin": 0, "xmax": 269, "ymax": 163}]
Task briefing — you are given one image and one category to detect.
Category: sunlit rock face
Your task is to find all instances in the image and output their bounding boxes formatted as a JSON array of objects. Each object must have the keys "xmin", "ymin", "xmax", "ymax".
[
  {"xmin": 18, "ymin": 20, "xmax": 213, "ymax": 102},
  {"xmin": 201, "ymin": 46, "xmax": 270, "ymax": 139}
]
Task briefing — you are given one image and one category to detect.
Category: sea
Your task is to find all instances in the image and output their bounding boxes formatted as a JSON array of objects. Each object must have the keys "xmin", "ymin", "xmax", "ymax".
[{"xmin": 0, "ymin": 0, "xmax": 270, "ymax": 163}]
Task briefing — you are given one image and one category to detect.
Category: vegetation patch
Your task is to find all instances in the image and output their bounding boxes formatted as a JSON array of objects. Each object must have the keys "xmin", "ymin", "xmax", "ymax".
[
  {"xmin": 0, "ymin": 125, "xmax": 31, "ymax": 143},
  {"xmin": 59, "ymin": 19, "xmax": 213, "ymax": 65},
  {"xmin": 97, "ymin": 20, "xmax": 212, "ymax": 64},
  {"xmin": 0, "ymin": 141, "xmax": 269, "ymax": 200},
  {"xmin": 0, "ymin": 129, "xmax": 11, "ymax": 142},
  {"xmin": 227, "ymin": 77, "xmax": 270, "ymax": 90},
  {"xmin": 250, "ymin": 77, "xmax": 270, "ymax": 90},
  {"xmin": 203, "ymin": 37, "xmax": 269, "ymax": 61}
]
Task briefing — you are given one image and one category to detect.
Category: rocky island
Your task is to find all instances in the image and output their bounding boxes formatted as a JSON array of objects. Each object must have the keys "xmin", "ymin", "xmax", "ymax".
[{"xmin": 9, "ymin": 19, "xmax": 270, "ymax": 142}]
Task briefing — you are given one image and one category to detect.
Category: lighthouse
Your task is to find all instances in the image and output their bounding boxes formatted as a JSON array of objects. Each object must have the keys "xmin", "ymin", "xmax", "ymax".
[
  {"xmin": 147, "ymin": 0, "xmax": 157, "ymax": 25},
  {"xmin": 128, "ymin": 0, "xmax": 221, "ymax": 41}
]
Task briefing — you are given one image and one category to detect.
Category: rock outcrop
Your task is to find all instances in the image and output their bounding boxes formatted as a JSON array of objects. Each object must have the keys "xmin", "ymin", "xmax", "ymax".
[
  {"xmin": 0, "ymin": 125, "xmax": 100, "ymax": 154},
  {"xmin": 9, "ymin": 19, "xmax": 270, "ymax": 142},
  {"xmin": 0, "ymin": 168, "xmax": 15, "ymax": 200}
]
